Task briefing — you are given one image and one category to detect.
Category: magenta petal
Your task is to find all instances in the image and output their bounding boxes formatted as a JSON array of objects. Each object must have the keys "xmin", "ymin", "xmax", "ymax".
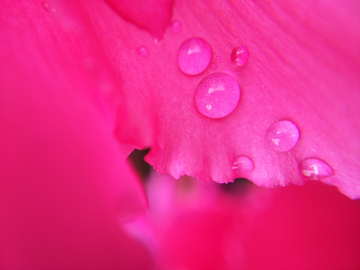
[
  {"xmin": 83, "ymin": 0, "xmax": 360, "ymax": 198},
  {"xmin": 149, "ymin": 175, "xmax": 360, "ymax": 269},
  {"xmin": 0, "ymin": 1, "xmax": 152, "ymax": 268},
  {"xmin": 104, "ymin": 0, "xmax": 173, "ymax": 39}
]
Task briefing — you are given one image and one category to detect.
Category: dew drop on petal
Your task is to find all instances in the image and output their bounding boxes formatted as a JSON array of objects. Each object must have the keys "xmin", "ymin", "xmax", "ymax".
[
  {"xmin": 194, "ymin": 72, "xmax": 240, "ymax": 118},
  {"xmin": 231, "ymin": 45, "xmax": 249, "ymax": 67},
  {"xmin": 170, "ymin": 20, "xmax": 182, "ymax": 33},
  {"xmin": 216, "ymin": 56, "xmax": 221, "ymax": 62},
  {"xmin": 300, "ymin": 158, "xmax": 334, "ymax": 180},
  {"xmin": 137, "ymin": 46, "xmax": 149, "ymax": 56},
  {"xmin": 232, "ymin": 156, "xmax": 254, "ymax": 175},
  {"xmin": 211, "ymin": 63, "xmax": 217, "ymax": 69},
  {"xmin": 41, "ymin": 1, "xmax": 55, "ymax": 12},
  {"xmin": 177, "ymin": 37, "xmax": 212, "ymax": 75},
  {"xmin": 265, "ymin": 120, "xmax": 300, "ymax": 152}
]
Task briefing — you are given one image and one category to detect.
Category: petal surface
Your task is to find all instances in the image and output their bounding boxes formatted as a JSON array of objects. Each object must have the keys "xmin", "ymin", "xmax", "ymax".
[
  {"xmin": 146, "ymin": 174, "xmax": 360, "ymax": 270},
  {"xmin": 85, "ymin": 0, "xmax": 360, "ymax": 198},
  {"xmin": 0, "ymin": 1, "xmax": 153, "ymax": 268}
]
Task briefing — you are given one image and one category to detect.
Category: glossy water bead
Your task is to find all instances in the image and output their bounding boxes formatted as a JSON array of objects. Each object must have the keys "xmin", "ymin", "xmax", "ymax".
[
  {"xmin": 170, "ymin": 20, "xmax": 182, "ymax": 33},
  {"xmin": 232, "ymin": 156, "xmax": 254, "ymax": 174},
  {"xmin": 177, "ymin": 37, "xmax": 212, "ymax": 75},
  {"xmin": 231, "ymin": 45, "xmax": 249, "ymax": 66},
  {"xmin": 194, "ymin": 73, "xmax": 240, "ymax": 118},
  {"xmin": 300, "ymin": 158, "xmax": 334, "ymax": 180},
  {"xmin": 137, "ymin": 46, "xmax": 149, "ymax": 56},
  {"xmin": 265, "ymin": 120, "xmax": 300, "ymax": 152}
]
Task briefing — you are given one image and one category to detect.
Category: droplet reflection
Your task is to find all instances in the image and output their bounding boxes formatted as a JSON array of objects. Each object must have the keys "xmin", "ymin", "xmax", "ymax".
[
  {"xmin": 177, "ymin": 37, "xmax": 212, "ymax": 75},
  {"xmin": 194, "ymin": 72, "xmax": 240, "ymax": 118}
]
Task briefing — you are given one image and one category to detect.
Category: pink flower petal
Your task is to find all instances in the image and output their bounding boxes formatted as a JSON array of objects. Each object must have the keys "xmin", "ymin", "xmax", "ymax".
[
  {"xmin": 148, "ymin": 175, "xmax": 360, "ymax": 269},
  {"xmin": 0, "ymin": 1, "xmax": 153, "ymax": 268},
  {"xmin": 104, "ymin": 0, "xmax": 173, "ymax": 39},
  {"xmin": 83, "ymin": 0, "xmax": 360, "ymax": 198}
]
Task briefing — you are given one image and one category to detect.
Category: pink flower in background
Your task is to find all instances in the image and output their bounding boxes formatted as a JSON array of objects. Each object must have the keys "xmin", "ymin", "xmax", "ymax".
[
  {"xmin": 145, "ymin": 174, "xmax": 360, "ymax": 270},
  {"xmin": 0, "ymin": 0, "xmax": 359, "ymax": 269}
]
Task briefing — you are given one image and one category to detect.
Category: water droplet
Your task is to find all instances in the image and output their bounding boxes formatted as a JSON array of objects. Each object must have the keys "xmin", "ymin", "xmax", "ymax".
[
  {"xmin": 265, "ymin": 120, "xmax": 300, "ymax": 152},
  {"xmin": 231, "ymin": 45, "xmax": 249, "ymax": 67},
  {"xmin": 211, "ymin": 63, "xmax": 217, "ymax": 69},
  {"xmin": 300, "ymin": 158, "xmax": 334, "ymax": 180},
  {"xmin": 177, "ymin": 37, "xmax": 212, "ymax": 75},
  {"xmin": 137, "ymin": 46, "xmax": 149, "ymax": 56},
  {"xmin": 170, "ymin": 20, "xmax": 182, "ymax": 33},
  {"xmin": 216, "ymin": 56, "xmax": 221, "ymax": 62},
  {"xmin": 194, "ymin": 72, "xmax": 240, "ymax": 118},
  {"xmin": 232, "ymin": 156, "xmax": 254, "ymax": 175},
  {"xmin": 41, "ymin": 1, "xmax": 55, "ymax": 12}
]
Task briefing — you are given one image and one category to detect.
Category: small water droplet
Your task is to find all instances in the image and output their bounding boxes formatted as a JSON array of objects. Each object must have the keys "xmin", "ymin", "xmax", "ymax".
[
  {"xmin": 231, "ymin": 45, "xmax": 249, "ymax": 67},
  {"xmin": 41, "ymin": 1, "xmax": 55, "ymax": 12},
  {"xmin": 232, "ymin": 156, "xmax": 254, "ymax": 175},
  {"xmin": 211, "ymin": 63, "xmax": 217, "ymax": 69},
  {"xmin": 177, "ymin": 37, "xmax": 212, "ymax": 75},
  {"xmin": 170, "ymin": 20, "xmax": 182, "ymax": 33},
  {"xmin": 137, "ymin": 46, "xmax": 149, "ymax": 56},
  {"xmin": 300, "ymin": 158, "xmax": 334, "ymax": 180},
  {"xmin": 265, "ymin": 120, "xmax": 300, "ymax": 152},
  {"xmin": 216, "ymin": 56, "xmax": 221, "ymax": 62},
  {"xmin": 194, "ymin": 72, "xmax": 240, "ymax": 118}
]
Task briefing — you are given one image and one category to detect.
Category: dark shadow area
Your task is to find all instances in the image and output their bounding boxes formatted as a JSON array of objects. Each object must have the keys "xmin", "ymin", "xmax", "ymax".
[
  {"xmin": 220, "ymin": 177, "xmax": 252, "ymax": 195},
  {"xmin": 127, "ymin": 148, "xmax": 151, "ymax": 181}
]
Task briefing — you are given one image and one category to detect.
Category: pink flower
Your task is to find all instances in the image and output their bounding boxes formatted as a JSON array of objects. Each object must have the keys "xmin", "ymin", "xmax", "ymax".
[
  {"xmin": 0, "ymin": 0, "xmax": 153, "ymax": 268},
  {"xmin": 0, "ymin": 0, "xmax": 359, "ymax": 268}
]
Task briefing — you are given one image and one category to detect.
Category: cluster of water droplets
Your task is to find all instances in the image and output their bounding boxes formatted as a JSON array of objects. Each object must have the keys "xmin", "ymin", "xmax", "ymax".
[
  {"xmin": 171, "ymin": 25, "xmax": 334, "ymax": 183},
  {"xmin": 175, "ymin": 37, "xmax": 246, "ymax": 119},
  {"xmin": 130, "ymin": 16, "xmax": 334, "ymax": 185},
  {"xmin": 40, "ymin": 1, "xmax": 335, "ymax": 190}
]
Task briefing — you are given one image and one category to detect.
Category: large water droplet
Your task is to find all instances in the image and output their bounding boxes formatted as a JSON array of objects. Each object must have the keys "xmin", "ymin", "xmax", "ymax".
[
  {"xmin": 177, "ymin": 37, "xmax": 212, "ymax": 75},
  {"xmin": 194, "ymin": 73, "xmax": 240, "ymax": 118},
  {"xmin": 231, "ymin": 45, "xmax": 249, "ymax": 67},
  {"xmin": 265, "ymin": 120, "xmax": 300, "ymax": 152},
  {"xmin": 216, "ymin": 56, "xmax": 221, "ymax": 62},
  {"xmin": 170, "ymin": 20, "xmax": 182, "ymax": 33},
  {"xmin": 300, "ymin": 158, "xmax": 334, "ymax": 180},
  {"xmin": 232, "ymin": 156, "xmax": 254, "ymax": 175},
  {"xmin": 211, "ymin": 63, "xmax": 217, "ymax": 69},
  {"xmin": 137, "ymin": 46, "xmax": 149, "ymax": 56}
]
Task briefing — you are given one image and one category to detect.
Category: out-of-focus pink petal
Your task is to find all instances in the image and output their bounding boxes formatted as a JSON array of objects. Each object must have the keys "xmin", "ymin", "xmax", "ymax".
[
  {"xmin": 0, "ymin": 1, "xmax": 152, "ymax": 268},
  {"xmin": 245, "ymin": 182, "xmax": 360, "ymax": 270},
  {"xmin": 84, "ymin": 0, "xmax": 360, "ymax": 198},
  {"xmin": 148, "ymin": 174, "xmax": 360, "ymax": 270}
]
